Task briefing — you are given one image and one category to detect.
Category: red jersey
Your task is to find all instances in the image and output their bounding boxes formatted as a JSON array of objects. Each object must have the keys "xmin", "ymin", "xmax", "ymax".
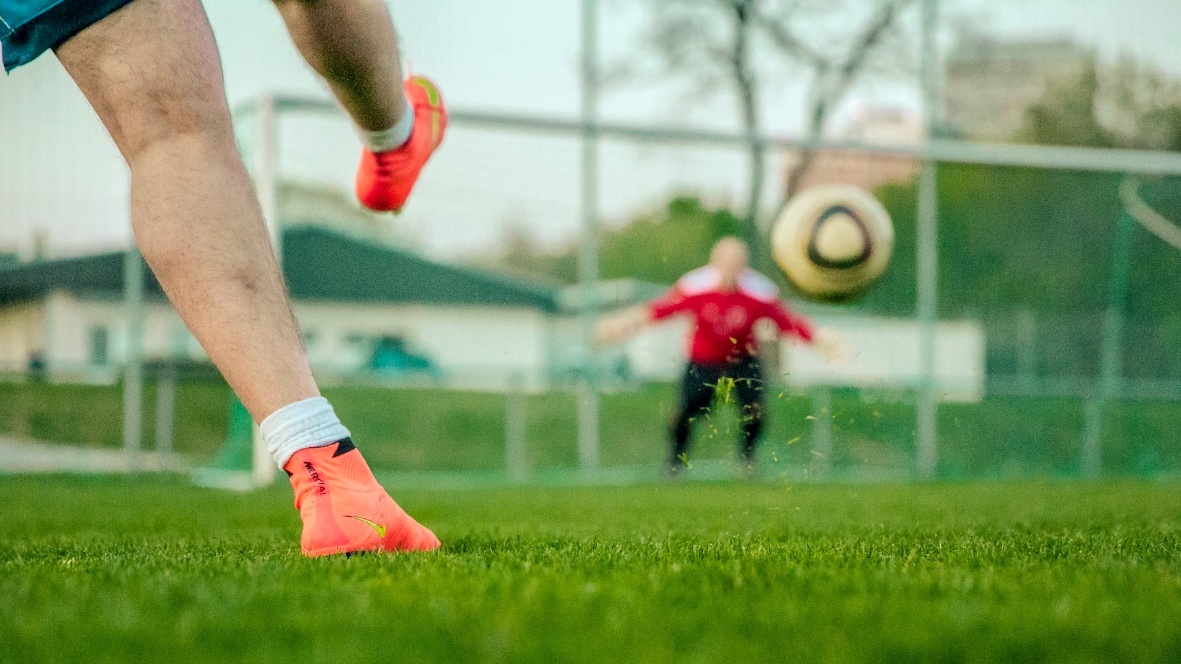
[{"xmin": 648, "ymin": 267, "xmax": 814, "ymax": 365}]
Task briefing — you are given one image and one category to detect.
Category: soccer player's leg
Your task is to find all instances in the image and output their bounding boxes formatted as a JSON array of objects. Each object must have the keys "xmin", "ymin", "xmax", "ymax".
[
  {"xmin": 54, "ymin": 0, "xmax": 437, "ymax": 556},
  {"xmin": 669, "ymin": 363, "xmax": 719, "ymax": 476},
  {"xmin": 733, "ymin": 358, "xmax": 767, "ymax": 476},
  {"xmin": 272, "ymin": 0, "xmax": 447, "ymax": 212}
]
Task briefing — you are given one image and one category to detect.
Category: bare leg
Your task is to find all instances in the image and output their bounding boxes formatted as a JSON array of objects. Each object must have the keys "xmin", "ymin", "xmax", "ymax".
[
  {"xmin": 55, "ymin": 0, "xmax": 319, "ymax": 422},
  {"xmin": 272, "ymin": 0, "xmax": 407, "ymax": 131}
]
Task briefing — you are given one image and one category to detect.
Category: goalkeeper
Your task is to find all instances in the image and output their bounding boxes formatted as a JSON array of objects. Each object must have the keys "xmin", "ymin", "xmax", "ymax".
[{"xmin": 597, "ymin": 238, "xmax": 844, "ymax": 476}]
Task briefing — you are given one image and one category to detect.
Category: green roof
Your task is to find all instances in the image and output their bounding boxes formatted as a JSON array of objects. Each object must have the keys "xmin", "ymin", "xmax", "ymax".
[
  {"xmin": 0, "ymin": 251, "xmax": 136, "ymax": 301},
  {"xmin": 0, "ymin": 225, "xmax": 560, "ymax": 312}
]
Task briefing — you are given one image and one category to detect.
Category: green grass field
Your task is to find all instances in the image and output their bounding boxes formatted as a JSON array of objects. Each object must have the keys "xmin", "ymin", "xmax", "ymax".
[{"xmin": 3, "ymin": 476, "xmax": 1181, "ymax": 663}]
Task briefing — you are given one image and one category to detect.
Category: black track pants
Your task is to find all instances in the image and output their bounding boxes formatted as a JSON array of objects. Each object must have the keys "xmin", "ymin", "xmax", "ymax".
[{"xmin": 670, "ymin": 357, "xmax": 765, "ymax": 466}]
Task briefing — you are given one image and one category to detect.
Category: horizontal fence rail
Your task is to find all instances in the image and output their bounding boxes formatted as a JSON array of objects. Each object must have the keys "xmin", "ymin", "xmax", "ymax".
[{"xmin": 235, "ymin": 97, "xmax": 1181, "ymax": 177}]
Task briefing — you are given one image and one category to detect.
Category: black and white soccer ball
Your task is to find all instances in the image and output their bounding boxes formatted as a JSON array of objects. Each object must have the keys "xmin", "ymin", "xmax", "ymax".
[{"xmin": 770, "ymin": 185, "xmax": 894, "ymax": 302}]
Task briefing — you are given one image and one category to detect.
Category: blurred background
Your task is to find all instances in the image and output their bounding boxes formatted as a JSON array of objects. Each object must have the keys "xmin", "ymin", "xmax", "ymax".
[{"xmin": 1, "ymin": 0, "xmax": 1180, "ymax": 486}]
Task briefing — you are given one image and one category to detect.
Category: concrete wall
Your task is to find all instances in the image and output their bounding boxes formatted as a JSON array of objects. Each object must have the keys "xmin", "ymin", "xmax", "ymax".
[
  {"xmin": 616, "ymin": 312, "xmax": 986, "ymax": 402},
  {"xmin": 621, "ymin": 317, "xmax": 693, "ymax": 382},
  {"xmin": 783, "ymin": 317, "xmax": 986, "ymax": 402}
]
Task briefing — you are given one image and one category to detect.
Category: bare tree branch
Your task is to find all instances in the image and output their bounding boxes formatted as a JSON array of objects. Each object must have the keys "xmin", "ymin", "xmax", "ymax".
[
  {"xmin": 753, "ymin": 11, "xmax": 825, "ymax": 68},
  {"xmin": 725, "ymin": 0, "xmax": 767, "ymax": 257},
  {"xmin": 822, "ymin": 0, "xmax": 915, "ymax": 108},
  {"xmin": 778, "ymin": 0, "xmax": 918, "ymax": 215},
  {"xmin": 625, "ymin": 0, "xmax": 917, "ymax": 254}
]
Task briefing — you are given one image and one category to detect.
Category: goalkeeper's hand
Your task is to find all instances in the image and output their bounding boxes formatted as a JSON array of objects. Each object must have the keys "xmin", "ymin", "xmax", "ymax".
[
  {"xmin": 594, "ymin": 307, "xmax": 650, "ymax": 346},
  {"xmin": 811, "ymin": 327, "xmax": 851, "ymax": 365}
]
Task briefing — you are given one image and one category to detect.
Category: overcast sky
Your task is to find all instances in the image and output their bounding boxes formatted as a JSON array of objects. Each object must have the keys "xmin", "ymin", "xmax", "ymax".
[{"xmin": 1, "ymin": 0, "xmax": 1180, "ymax": 259}]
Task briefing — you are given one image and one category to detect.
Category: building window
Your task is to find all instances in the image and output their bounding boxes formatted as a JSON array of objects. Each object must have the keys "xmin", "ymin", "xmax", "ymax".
[{"xmin": 89, "ymin": 326, "xmax": 110, "ymax": 366}]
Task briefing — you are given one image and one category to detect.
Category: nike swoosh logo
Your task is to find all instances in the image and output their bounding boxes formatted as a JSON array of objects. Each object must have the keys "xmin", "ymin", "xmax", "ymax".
[
  {"xmin": 345, "ymin": 515, "xmax": 387, "ymax": 539},
  {"xmin": 411, "ymin": 77, "xmax": 441, "ymax": 106}
]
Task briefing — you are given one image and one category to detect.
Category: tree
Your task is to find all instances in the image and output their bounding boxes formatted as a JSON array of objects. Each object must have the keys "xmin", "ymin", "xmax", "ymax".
[
  {"xmin": 1017, "ymin": 57, "xmax": 1181, "ymax": 151},
  {"xmin": 633, "ymin": 0, "xmax": 766, "ymax": 254},
  {"xmin": 629, "ymin": 0, "xmax": 916, "ymax": 258},
  {"xmin": 757, "ymin": 0, "xmax": 916, "ymax": 203},
  {"xmin": 1015, "ymin": 64, "xmax": 1114, "ymax": 149},
  {"xmin": 489, "ymin": 196, "xmax": 746, "ymax": 286}
]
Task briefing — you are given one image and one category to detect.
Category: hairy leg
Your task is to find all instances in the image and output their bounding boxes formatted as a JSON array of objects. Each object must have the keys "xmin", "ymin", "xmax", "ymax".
[
  {"xmin": 272, "ymin": 0, "xmax": 406, "ymax": 131},
  {"xmin": 55, "ymin": 0, "xmax": 318, "ymax": 422}
]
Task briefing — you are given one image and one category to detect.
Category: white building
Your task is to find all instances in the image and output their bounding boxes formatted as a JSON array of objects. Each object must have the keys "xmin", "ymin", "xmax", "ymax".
[
  {"xmin": 944, "ymin": 36, "xmax": 1095, "ymax": 141},
  {"xmin": 0, "ymin": 226, "xmax": 985, "ymax": 398},
  {"xmin": 0, "ymin": 225, "xmax": 623, "ymax": 392},
  {"xmin": 619, "ymin": 310, "xmax": 985, "ymax": 402}
]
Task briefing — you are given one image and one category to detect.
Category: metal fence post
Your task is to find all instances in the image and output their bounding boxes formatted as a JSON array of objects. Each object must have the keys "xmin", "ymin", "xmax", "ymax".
[
  {"xmin": 1084, "ymin": 211, "xmax": 1135, "ymax": 476},
  {"xmin": 576, "ymin": 0, "xmax": 602, "ymax": 472},
  {"xmin": 915, "ymin": 0, "xmax": 941, "ymax": 479},
  {"xmin": 122, "ymin": 247, "xmax": 145, "ymax": 473},
  {"xmin": 155, "ymin": 359, "xmax": 176, "ymax": 466},
  {"xmin": 505, "ymin": 372, "xmax": 528, "ymax": 482},
  {"xmin": 811, "ymin": 388, "xmax": 833, "ymax": 478}
]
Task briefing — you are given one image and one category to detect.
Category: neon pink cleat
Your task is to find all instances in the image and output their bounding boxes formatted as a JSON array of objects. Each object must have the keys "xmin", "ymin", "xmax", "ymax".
[
  {"xmin": 355, "ymin": 76, "xmax": 448, "ymax": 213},
  {"xmin": 285, "ymin": 439, "xmax": 440, "ymax": 557}
]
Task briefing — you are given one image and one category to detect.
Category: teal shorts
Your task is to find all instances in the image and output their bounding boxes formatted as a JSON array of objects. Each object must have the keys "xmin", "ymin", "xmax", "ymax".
[{"xmin": 1, "ymin": 0, "xmax": 138, "ymax": 71}]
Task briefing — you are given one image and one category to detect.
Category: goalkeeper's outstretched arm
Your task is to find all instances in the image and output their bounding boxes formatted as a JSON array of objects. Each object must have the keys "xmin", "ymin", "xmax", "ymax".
[
  {"xmin": 595, "ymin": 285, "xmax": 692, "ymax": 346},
  {"xmin": 594, "ymin": 306, "xmax": 653, "ymax": 346},
  {"xmin": 766, "ymin": 300, "xmax": 850, "ymax": 364}
]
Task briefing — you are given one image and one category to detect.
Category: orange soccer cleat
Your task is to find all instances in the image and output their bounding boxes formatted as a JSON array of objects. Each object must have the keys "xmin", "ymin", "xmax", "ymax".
[
  {"xmin": 355, "ymin": 76, "xmax": 448, "ymax": 213},
  {"xmin": 284, "ymin": 439, "xmax": 440, "ymax": 557}
]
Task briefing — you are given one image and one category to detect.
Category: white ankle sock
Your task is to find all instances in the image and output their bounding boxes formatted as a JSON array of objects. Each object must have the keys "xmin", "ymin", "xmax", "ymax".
[
  {"xmin": 261, "ymin": 396, "xmax": 352, "ymax": 469},
  {"xmin": 359, "ymin": 100, "xmax": 414, "ymax": 153}
]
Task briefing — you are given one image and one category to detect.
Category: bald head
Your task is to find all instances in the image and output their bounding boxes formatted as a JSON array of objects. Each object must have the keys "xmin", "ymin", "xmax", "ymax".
[{"xmin": 709, "ymin": 237, "xmax": 749, "ymax": 290}]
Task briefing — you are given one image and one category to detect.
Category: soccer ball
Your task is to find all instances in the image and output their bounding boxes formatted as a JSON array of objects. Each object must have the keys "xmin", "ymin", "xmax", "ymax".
[{"xmin": 770, "ymin": 185, "xmax": 894, "ymax": 302}]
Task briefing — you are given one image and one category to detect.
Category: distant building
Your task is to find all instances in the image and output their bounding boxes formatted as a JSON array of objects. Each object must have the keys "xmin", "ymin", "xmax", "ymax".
[
  {"xmin": 783, "ymin": 105, "xmax": 923, "ymax": 193},
  {"xmin": 0, "ymin": 226, "xmax": 659, "ymax": 392},
  {"xmin": 944, "ymin": 36, "xmax": 1095, "ymax": 141},
  {"xmin": 0, "ymin": 224, "xmax": 986, "ymax": 398}
]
